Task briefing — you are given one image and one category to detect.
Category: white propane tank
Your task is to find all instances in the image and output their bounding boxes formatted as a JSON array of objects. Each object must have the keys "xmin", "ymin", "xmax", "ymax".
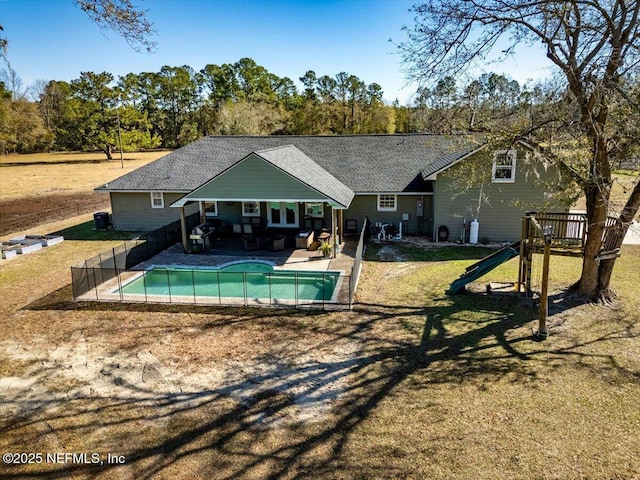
[{"xmin": 469, "ymin": 219, "xmax": 479, "ymax": 244}]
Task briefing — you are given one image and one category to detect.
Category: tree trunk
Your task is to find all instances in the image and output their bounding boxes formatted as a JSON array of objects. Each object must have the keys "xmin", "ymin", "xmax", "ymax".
[
  {"xmin": 574, "ymin": 135, "xmax": 612, "ymax": 300},
  {"xmin": 594, "ymin": 179, "xmax": 640, "ymax": 297},
  {"xmin": 104, "ymin": 143, "xmax": 113, "ymax": 160},
  {"xmin": 575, "ymin": 183, "xmax": 608, "ymax": 299}
]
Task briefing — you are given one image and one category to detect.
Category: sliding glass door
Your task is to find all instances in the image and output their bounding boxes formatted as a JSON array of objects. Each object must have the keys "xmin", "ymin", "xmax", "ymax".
[{"xmin": 268, "ymin": 202, "xmax": 299, "ymax": 228}]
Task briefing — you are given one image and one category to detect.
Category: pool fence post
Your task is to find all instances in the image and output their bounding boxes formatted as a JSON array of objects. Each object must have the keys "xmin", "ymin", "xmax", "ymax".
[
  {"xmin": 268, "ymin": 273, "xmax": 272, "ymax": 307},
  {"xmin": 191, "ymin": 269, "xmax": 196, "ymax": 305},
  {"xmin": 166, "ymin": 268, "xmax": 172, "ymax": 304},
  {"xmin": 82, "ymin": 261, "xmax": 90, "ymax": 301},
  {"xmin": 92, "ymin": 267, "xmax": 99, "ymax": 301},
  {"xmin": 142, "ymin": 268, "xmax": 148, "ymax": 303},
  {"xmin": 97, "ymin": 252, "xmax": 104, "ymax": 286},
  {"xmin": 322, "ymin": 273, "xmax": 326, "ymax": 310},
  {"xmin": 243, "ymin": 272, "xmax": 248, "ymax": 306},
  {"xmin": 112, "ymin": 247, "xmax": 117, "ymax": 272},
  {"xmin": 217, "ymin": 270, "xmax": 221, "ymax": 305},
  {"xmin": 116, "ymin": 266, "xmax": 124, "ymax": 302},
  {"xmin": 112, "ymin": 247, "xmax": 123, "ymax": 302}
]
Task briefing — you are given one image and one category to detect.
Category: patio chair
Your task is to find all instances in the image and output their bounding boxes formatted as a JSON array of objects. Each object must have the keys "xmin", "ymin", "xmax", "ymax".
[
  {"xmin": 241, "ymin": 235, "xmax": 260, "ymax": 251},
  {"xmin": 303, "ymin": 217, "xmax": 314, "ymax": 230},
  {"xmin": 269, "ymin": 234, "xmax": 286, "ymax": 252},
  {"xmin": 344, "ymin": 219, "xmax": 358, "ymax": 236},
  {"xmin": 249, "ymin": 217, "xmax": 262, "ymax": 229}
]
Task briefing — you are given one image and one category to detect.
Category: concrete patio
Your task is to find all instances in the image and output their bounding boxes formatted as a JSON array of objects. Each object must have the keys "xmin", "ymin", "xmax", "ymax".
[{"xmin": 134, "ymin": 236, "xmax": 357, "ymax": 275}]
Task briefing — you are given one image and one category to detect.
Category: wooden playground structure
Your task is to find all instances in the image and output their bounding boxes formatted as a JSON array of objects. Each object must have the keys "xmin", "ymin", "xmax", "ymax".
[
  {"xmin": 448, "ymin": 210, "xmax": 628, "ymax": 339},
  {"xmin": 518, "ymin": 211, "xmax": 626, "ymax": 339}
]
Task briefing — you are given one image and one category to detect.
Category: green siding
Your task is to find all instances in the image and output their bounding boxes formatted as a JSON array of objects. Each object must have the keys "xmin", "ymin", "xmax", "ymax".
[
  {"xmin": 433, "ymin": 151, "xmax": 565, "ymax": 242},
  {"xmin": 345, "ymin": 194, "xmax": 433, "ymax": 236},
  {"xmin": 210, "ymin": 202, "xmax": 328, "ymax": 230},
  {"xmin": 111, "ymin": 192, "xmax": 198, "ymax": 232},
  {"xmin": 186, "ymin": 155, "xmax": 328, "ymax": 202}
]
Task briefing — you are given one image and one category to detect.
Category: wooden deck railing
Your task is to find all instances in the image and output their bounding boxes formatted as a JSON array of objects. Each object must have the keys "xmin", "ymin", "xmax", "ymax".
[
  {"xmin": 524, "ymin": 212, "xmax": 587, "ymax": 251},
  {"xmin": 523, "ymin": 211, "xmax": 625, "ymax": 258}
]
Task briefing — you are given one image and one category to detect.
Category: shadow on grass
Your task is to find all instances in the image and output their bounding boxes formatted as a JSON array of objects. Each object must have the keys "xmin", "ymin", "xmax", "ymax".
[
  {"xmin": 4, "ymin": 288, "xmax": 557, "ymax": 480},
  {"xmin": 22, "ymin": 284, "xmax": 328, "ymax": 328},
  {"xmin": 48, "ymin": 220, "xmax": 140, "ymax": 241}
]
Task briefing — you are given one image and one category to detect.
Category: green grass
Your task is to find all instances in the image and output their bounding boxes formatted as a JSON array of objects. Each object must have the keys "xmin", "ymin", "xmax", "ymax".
[{"xmin": 50, "ymin": 219, "xmax": 140, "ymax": 241}]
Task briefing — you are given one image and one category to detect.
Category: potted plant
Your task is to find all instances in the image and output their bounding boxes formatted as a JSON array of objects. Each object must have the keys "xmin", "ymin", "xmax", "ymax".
[{"xmin": 319, "ymin": 241, "xmax": 333, "ymax": 258}]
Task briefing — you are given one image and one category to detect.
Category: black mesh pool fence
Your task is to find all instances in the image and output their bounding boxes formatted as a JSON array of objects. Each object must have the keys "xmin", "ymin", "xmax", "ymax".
[{"xmin": 72, "ymin": 213, "xmax": 369, "ymax": 310}]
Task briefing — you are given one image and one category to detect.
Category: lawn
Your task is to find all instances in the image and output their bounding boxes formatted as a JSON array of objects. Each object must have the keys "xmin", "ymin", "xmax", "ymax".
[
  {"xmin": 0, "ymin": 151, "xmax": 168, "ymax": 237},
  {"xmin": 0, "ymin": 151, "xmax": 169, "ymax": 199},
  {"xmin": 0, "ymin": 213, "xmax": 639, "ymax": 479}
]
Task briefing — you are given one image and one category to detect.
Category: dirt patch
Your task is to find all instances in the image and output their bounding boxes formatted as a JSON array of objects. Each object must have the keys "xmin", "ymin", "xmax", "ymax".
[
  {"xmin": 0, "ymin": 329, "xmax": 359, "ymax": 428},
  {"xmin": 0, "ymin": 192, "xmax": 109, "ymax": 236},
  {"xmin": 373, "ymin": 242, "xmax": 409, "ymax": 262}
]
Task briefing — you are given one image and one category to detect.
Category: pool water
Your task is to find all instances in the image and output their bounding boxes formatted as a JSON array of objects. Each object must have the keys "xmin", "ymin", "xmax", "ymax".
[{"xmin": 117, "ymin": 262, "xmax": 339, "ymax": 301}]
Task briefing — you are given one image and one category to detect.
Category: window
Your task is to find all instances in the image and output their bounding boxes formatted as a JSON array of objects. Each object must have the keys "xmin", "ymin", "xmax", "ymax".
[
  {"xmin": 268, "ymin": 202, "xmax": 299, "ymax": 228},
  {"xmin": 150, "ymin": 192, "xmax": 164, "ymax": 208},
  {"xmin": 492, "ymin": 150, "xmax": 517, "ymax": 183},
  {"xmin": 242, "ymin": 201, "xmax": 260, "ymax": 217},
  {"xmin": 305, "ymin": 202, "xmax": 324, "ymax": 218},
  {"xmin": 377, "ymin": 194, "xmax": 397, "ymax": 212},
  {"xmin": 202, "ymin": 201, "xmax": 218, "ymax": 217}
]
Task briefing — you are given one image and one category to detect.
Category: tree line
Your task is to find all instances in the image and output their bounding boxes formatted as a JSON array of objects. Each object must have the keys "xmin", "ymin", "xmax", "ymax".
[
  {"xmin": 1, "ymin": 58, "xmax": 406, "ymax": 157},
  {"xmin": 3, "ymin": 55, "xmax": 582, "ymax": 161}
]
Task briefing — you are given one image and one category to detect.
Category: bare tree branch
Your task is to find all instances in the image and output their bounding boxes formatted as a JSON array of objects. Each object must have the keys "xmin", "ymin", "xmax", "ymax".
[{"xmin": 74, "ymin": 0, "xmax": 157, "ymax": 53}]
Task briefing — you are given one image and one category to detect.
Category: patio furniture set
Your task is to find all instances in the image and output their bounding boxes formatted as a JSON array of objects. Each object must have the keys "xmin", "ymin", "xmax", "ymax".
[{"xmin": 189, "ymin": 218, "xmax": 333, "ymax": 255}]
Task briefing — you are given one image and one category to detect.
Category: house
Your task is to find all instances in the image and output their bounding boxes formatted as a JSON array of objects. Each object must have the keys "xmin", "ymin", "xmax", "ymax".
[{"xmin": 96, "ymin": 134, "xmax": 564, "ymax": 250}]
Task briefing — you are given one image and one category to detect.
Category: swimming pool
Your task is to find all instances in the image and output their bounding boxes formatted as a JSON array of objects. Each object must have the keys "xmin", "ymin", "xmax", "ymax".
[{"xmin": 117, "ymin": 261, "xmax": 340, "ymax": 302}]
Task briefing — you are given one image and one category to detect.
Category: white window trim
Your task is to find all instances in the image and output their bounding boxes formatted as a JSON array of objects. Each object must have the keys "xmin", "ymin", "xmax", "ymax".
[
  {"xmin": 304, "ymin": 202, "xmax": 324, "ymax": 218},
  {"xmin": 242, "ymin": 201, "xmax": 260, "ymax": 217},
  {"xmin": 492, "ymin": 150, "xmax": 517, "ymax": 183},
  {"xmin": 377, "ymin": 194, "xmax": 397, "ymax": 212},
  {"xmin": 150, "ymin": 192, "xmax": 164, "ymax": 209},
  {"xmin": 268, "ymin": 202, "xmax": 300, "ymax": 228},
  {"xmin": 202, "ymin": 201, "xmax": 218, "ymax": 217}
]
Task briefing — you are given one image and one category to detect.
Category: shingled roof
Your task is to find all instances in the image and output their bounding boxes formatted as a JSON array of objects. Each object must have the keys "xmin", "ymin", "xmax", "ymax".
[
  {"xmin": 97, "ymin": 134, "xmax": 484, "ymax": 194},
  {"xmin": 173, "ymin": 145, "xmax": 355, "ymax": 208},
  {"xmin": 256, "ymin": 145, "xmax": 355, "ymax": 207}
]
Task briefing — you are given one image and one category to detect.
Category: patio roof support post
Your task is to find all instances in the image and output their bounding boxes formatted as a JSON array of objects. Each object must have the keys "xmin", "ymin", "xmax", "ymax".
[
  {"xmin": 179, "ymin": 206, "xmax": 189, "ymax": 253},
  {"xmin": 331, "ymin": 207, "xmax": 337, "ymax": 259},
  {"xmin": 198, "ymin": 201, "xmax": 206, "ymax": 225}
]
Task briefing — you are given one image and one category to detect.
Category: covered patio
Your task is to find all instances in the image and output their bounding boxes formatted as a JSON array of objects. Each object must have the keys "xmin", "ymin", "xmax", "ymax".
[
  {"xmin": 170, "ymin": 145, "xmax": 355, "ymax": 260},
  {"xmin": 133, "ymin": 235, "xmax": 358, "ymax": 273}
]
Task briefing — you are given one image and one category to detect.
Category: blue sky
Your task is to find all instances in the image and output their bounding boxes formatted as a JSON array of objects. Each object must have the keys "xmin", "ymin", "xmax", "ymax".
[{"xmin": 1, "ymin": 0, "xmax": 554, "ymax": 104}]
